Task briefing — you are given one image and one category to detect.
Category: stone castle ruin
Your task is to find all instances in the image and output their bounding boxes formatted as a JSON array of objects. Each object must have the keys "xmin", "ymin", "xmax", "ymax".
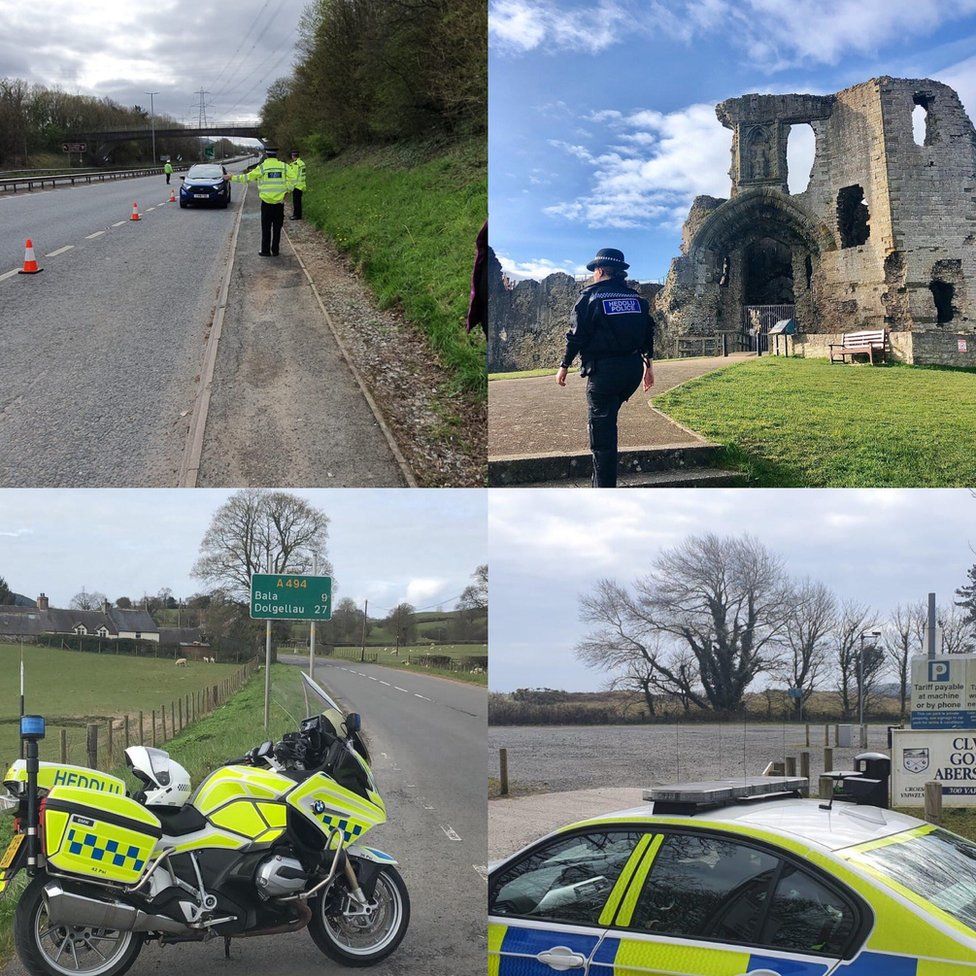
[{"xmin": 490, "ymin": 76, "xmax": 976, "ymax": 370}]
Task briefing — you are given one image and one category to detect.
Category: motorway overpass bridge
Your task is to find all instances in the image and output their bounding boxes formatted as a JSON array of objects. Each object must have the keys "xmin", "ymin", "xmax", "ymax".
[{"xmin": 68, "ymin": 123, "xmax": 266, "ymax": 159}]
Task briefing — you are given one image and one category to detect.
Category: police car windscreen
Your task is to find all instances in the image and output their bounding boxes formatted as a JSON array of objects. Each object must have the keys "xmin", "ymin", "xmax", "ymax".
[
  {"xmin": 188, "ymin": 165, "xmax": 223, "ymax": 178},
  {"xmin": 854, "ymin": 827, "xmax": 976, "ymax": 931}
]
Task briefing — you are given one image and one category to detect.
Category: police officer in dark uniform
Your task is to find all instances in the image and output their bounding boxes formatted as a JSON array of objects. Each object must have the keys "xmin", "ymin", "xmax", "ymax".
[{"xmin": 556, "ymin": 248, "xmax": 655, "ymax": 487}]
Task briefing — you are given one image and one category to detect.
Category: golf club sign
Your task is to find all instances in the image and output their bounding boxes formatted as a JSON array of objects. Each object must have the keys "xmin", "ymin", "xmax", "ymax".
[{"xmin": 892, "ymin": 729, "xmax": 976, "ymax": 806}]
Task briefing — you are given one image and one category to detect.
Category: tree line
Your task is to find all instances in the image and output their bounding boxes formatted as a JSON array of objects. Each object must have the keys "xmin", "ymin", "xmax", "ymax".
[
  {"xmin": 0, "ymin": 77, "xmax": 236, "ymax": 168},
  {"xmin": 576, "ymin": 532, "xmax": 976, "ymax": 723},
  {"xmin": 261, "ymin": 0, "xmax": 486, "ymax": 155}
]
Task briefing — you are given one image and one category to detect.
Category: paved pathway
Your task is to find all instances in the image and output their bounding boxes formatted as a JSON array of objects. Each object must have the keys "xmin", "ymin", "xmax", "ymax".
[{"xmin": 488, "ymin": 354, "xmax": 752, "ymax": 458}]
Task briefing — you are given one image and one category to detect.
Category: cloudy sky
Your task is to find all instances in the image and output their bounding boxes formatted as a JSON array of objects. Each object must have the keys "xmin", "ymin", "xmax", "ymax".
[
  {"xmin": 0, "ymin": 489, "xmax": 486, "ymax": 615},
  {"xmin": 489, "ymin": 489, "xmax": 976, "ymax": 692},
  {"xmin": 0, "ymin": 0, "xmax": 303, "ymax": 124},
  {"xmin": 490, "ymin": 0, "xmax": 976, "ymax": 281}
]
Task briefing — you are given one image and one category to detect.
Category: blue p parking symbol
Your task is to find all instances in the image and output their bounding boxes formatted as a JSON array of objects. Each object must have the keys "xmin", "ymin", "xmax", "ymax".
[{"xmin": 929, "ymin": 661, "xmax": 950, "ymax": 682}]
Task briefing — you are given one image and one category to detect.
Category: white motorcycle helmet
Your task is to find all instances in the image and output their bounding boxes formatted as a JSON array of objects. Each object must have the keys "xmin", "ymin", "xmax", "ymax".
[{"xmin": 124, "ymin": 746, "xmax": 191, "ymax": 808}]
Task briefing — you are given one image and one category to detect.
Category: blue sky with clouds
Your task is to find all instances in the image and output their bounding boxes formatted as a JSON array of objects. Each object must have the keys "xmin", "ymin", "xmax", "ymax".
[
  {"xmin": 0, "ymin": 490, "xmax": 486, "ymax": 615},
  {"xmin": 490, "ymin": 0, "xmax": 976, "ymax": 281},
  {"xmin": 489, "ymin": 489, "xmax": 976, "ymax": 692}
]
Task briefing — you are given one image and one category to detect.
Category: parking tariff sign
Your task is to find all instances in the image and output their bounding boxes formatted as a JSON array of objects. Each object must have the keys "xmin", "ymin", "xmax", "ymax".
[{"xmin": 250, "ymin": 573, "xmax": 333, "ymax": 620}]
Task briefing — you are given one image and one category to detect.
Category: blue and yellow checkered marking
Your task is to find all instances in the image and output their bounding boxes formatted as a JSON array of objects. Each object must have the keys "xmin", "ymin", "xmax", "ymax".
[
  {"xmin": 66, "ymin": 829, "xmax": 145, "ymax": 872},
  {"xmin": 318, "ymin": 814, "xmax": 363, "ymax": 842}
]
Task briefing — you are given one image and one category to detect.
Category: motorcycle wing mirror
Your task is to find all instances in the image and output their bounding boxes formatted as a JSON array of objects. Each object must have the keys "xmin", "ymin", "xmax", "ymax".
[
  {"xmin": 257, "ymin": 740, "xmax": 274, "ymax": 758},
  {"xmin": 345, "ymin": 713, "xmax": 361, "ymax": 734}
]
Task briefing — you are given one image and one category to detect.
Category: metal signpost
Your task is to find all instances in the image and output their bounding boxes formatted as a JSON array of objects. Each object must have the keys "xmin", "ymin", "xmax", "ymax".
[{"xmin": 250, "ymin": 572, "xmax": 333, "ymax": 730}]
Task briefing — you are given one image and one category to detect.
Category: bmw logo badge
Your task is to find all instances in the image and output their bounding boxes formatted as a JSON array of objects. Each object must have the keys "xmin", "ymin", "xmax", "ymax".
[{"xmin": 312, "ymin": 800, "xmax": 325, "ymax": 815}]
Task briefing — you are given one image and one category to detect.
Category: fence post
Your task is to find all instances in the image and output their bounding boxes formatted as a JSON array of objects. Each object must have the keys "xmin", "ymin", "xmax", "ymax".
[
  {"xmin": 819, "ymin": 775, "xmax": 834, "ymax": 800},
  {"xmin": 800, "ymin": 752, "xmax": 810, "ymax": 796},
  {"xmin": 60, "ymin": 728, "xmax": 67, "ymax": 763},
  {"xmin": 785, "ymin": 755, "xmax": 797, "ymax": 777},
  {"xmin": 178, "ymin": 698, "xmax": 183, "ymax": 732},
  {"xmin": 171, "ymin": 701, "xmax": 176, "ymax": 736},
  {"xmin": 823, "ymin": 723, "xmax": 829, "ymax": 747},
  {"xmin": 124, "ymin": 715, "xmax": 130, "ymax": 750},
  {"xmin": 824, "ymin": 747, "xmax": 833, "ymax": 773},
  {"xmin": 107, "ymin": 721, "xmax": 114, "ymax": 763},
  {"xmin": 925, "ymin": 781, "xmax": 943, "ymax": 825},
  {"xmin": 151, "ymin": 710, "xmax": 157, "ymax": 748},
  {"xmin": 86, "ymin": 723, "xmax": 98, "ymax": 769},
  {"xmin": 161, "ymin": 705, "xmax": 168, "ymax": 742},
  {"xmin": 499, "ymin": 748, "xmax": 509, "ymax": 797},
  {"xmin": 805, "ymin": 724, "xmax": 810, "ymax": 747},
  {"xmin": 139, "ymin": 711, "xmax": 144, "ymax": 746}
]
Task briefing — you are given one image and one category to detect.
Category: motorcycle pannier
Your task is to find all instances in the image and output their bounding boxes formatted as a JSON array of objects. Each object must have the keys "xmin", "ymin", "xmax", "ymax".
[{"xmin": 43, "ymin": 785, "xmax": 162, "ymax": 884}]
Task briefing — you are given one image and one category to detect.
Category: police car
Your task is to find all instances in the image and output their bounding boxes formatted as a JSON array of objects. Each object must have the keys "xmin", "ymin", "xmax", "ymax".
[{"xmin": 488, "ymin": 758, "xmax": 976, "ymax": 975}]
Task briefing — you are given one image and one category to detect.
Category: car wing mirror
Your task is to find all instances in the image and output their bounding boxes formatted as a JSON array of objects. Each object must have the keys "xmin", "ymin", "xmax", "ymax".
[{"xmin": 345, "ymin": 712, "xmax": 361, "ymax": 734}]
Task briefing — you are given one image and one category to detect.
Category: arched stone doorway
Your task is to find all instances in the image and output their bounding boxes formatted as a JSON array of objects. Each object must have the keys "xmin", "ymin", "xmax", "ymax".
[{"xmin": 686, "ymin": 188, "xmax": 836, "ymax": 351}]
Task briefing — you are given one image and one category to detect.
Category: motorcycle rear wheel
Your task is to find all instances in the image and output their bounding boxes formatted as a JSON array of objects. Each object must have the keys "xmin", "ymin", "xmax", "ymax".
[
  {"xmin": 14, "ymin": 876, "xmax": 144, "ymax": 976},
  {"xmin": 308, "ymin": 865, "xmax": 410, "ymax": 967}
]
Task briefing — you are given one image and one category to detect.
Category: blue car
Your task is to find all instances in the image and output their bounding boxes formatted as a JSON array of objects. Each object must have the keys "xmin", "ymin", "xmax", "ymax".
[{"xmin": 179, "ymin": 163, "xmax": 231, "ymax": 208}]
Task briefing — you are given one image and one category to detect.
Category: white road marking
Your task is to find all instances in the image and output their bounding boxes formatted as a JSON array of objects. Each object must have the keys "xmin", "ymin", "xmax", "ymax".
[
  {"xmin": 379, "ymin": 680, "xmax": 390, "ymax": 686},
  {"xmin": 112, "ymin": 220, "xmax": 126, "ymax": 227},
  {"xmin": 46, "ymin": 245, "xmax": 73, "ymax": 257},
  {"xmin": 0, "ymin": 269, "xmax": 18, "ymax": 282},
  {"xmin": 145, "ymin": 206, "xmax": 156, "ymax": 211},
  {"xmin": 85, "ymin": 231, "xmax": 105, "ymax": 240},
  {"xmin": 414, "ymin": 693, "xmax": 432, "ymax": 701},
  {"xmin": 368, "ymin": 676, "xmax": 378, "ymax": 681},
  {"xmin": 440, "ymin": 824, "xmax": 462, "ymax": 842},
  {"xmin": 395, "ymin": 686, "xmax": 408, "ymax": 693},
  {"xmin": 474, "ymin": 865, "xmax": 488, "ymax": 882}
]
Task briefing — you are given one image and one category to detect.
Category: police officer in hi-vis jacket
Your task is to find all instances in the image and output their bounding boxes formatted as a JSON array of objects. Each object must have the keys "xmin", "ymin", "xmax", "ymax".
[{"xmin": 556, "ymin": 248, "xmax": 655, "ymax": 488}]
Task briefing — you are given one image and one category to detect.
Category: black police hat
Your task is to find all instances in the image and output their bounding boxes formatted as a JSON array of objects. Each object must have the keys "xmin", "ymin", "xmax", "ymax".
[
  {"xmin": 264, "ymin": 146, "xmax": 279, "ymax": 156},
  {"xmin": 586, "ymin": 247, "xmax": 630, "ymax": 272},
  {"xmin": 290, "ymin": 149, "xmax": 300, "ymax": 157}
]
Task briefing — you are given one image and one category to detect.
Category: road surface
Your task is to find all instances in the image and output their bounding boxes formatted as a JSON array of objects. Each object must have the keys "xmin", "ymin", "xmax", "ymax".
[{"xmin": 0, "ymin": 657, "xmax": 486, "ymax": 975}]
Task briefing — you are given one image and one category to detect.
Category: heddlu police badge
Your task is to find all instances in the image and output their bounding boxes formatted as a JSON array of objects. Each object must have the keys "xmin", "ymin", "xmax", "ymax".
[
  {"xmin": 903, "ymin": 748, "xmax": 930, "ymax": 774},
  {"xmin": 602, "ymin": 296, "xmax": 641, "ymax": 315}
]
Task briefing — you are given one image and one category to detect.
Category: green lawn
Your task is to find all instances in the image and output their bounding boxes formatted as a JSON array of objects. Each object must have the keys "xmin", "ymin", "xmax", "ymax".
[
  {"xmin": 0, "ymin": 644, "xmax": 237, "ymax": 770},
  {"xmin": 302, "ymin": 137, "xmax": 486, "ymax": 399},
  {"xmin": 328, "ymin": 643, "xmax": 487, "ymax": 685},
  {"xmin": 657, "ymin": 358, "xmax": 976, "ymax": 486}
]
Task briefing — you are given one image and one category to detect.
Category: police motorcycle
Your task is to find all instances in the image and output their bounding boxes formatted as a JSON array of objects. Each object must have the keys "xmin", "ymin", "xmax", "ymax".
[{"xmin": 0, "ymin": 673, "xmax": 409, "ymax": 976}]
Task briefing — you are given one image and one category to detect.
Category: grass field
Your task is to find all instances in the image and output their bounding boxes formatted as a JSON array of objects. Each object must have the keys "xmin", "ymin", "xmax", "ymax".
[
  {"xmin": 302, "ymin": 137, "xmax": 486, "ymax": 400},
  {"xmin": 656, "ymin": 357, "xmax": 976, "ymax": 487},
  {"xmin": 328, "ymin": 643, "xmax": 487, "ymax": 685},
  {"xmin": 0, "ymin": 644, "xmax": 238, "ymax": 770},
  {"xmin": 0, "ymin": 664, "xmax": 304, "ymax": 964}
]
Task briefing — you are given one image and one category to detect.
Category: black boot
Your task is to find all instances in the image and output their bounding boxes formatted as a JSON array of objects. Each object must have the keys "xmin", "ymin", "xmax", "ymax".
[{"xmin": 592, "ymin": 451, "xmax": 618, "ymax": 488}]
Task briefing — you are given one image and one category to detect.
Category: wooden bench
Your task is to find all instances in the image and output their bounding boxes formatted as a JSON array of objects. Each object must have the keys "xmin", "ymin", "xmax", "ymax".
[{"xmin": 829, "ymin": 329, "xmax": 889, "ymax": 364}]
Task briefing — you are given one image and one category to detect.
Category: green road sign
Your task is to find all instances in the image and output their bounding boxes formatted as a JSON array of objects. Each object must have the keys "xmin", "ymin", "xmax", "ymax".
[{"xmin": 250, "ymin": 574, "xmax": 333, "ymax": 620}]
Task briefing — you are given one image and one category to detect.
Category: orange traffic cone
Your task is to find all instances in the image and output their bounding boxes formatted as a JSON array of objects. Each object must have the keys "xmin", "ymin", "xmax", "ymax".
[
  {"xmin": 168, "ymin": 188, "xmax": 176, "ymax": 203},
  {"xmin": 18, "ymin": 239, "xmax": 42, "ymax": 275},
  {"xmin": 130, "ymin": 202, "xmax": 141, "ymax": 221}
]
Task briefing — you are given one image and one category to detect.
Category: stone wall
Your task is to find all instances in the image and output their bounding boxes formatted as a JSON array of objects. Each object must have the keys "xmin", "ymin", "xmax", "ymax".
[{"xmin": 911, "ymin": 330, "xmax": 976, "ymax": 367}]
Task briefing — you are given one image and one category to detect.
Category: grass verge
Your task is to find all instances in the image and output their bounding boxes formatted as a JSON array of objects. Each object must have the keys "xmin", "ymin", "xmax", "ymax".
[
  {"xmin": 301, "ymin": 137, "xmax": 486, "ymax": 399},
  {"xmin": 327, "ymin": 644, "xmax": 487, "ymax": 686},
  {"xmin": 656, "ymin": 357, "xmax": 976, "ymax": 486}
]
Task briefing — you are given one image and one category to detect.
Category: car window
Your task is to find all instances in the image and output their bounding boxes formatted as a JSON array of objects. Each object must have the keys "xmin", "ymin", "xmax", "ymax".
[
  {"xmin": 490, "ymin": 830, "xmax": 642, "ymax": 927},
  {"xmin": 188, "ymin": 166, "xmax": 223, "ymax": 178},
  {"xmin": 853, "ymin": 827, "xmax": 976, "ymax": 934},
  {"xmin": 762, "ymin": 862, "xmax": 857, "ymax": 955},
  {"xmin": 630, "ymin": 833, "xmax": 778, "ymax": 942}
]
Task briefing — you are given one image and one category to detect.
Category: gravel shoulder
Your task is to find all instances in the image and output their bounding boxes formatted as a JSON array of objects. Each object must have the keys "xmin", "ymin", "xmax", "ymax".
[{"xmin": 285, "ymin": 219, "xmax": 486, "ymax": 486}]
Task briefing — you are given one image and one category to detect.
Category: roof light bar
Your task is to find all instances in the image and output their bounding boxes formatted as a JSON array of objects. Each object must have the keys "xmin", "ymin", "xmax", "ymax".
[{"xmin": 644, "ymin": 776, "xmax": 807, "ymax": 814}]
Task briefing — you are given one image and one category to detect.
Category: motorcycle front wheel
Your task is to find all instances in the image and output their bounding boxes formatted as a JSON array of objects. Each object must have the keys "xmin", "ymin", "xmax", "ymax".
[
  {"xmin": 308, "ymin": 865, "xmax": 410, "ymax": 967},
  {"xmin": 14, "ymin": 876, "xmax": 144, "ymax": 976}
]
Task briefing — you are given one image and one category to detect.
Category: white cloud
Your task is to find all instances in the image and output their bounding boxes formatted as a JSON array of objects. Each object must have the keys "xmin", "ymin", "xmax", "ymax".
[
  {"xmin": 936, "ymin": 53, "xmax": 976, "ymax": 122},
  {"xmin": 405, "ymin": 577, "xmax": 449, "ymax": 607},
  {"xmin": 496, "ymin": 253, "xmax": 587, "ymax": 281},
  {"xmin": 545, "ymin": 103, "xmax": 732, "ymax": 231},
  {"xmin": 490, "ymin": 0, "xmax": 976, "ymax": 71}
]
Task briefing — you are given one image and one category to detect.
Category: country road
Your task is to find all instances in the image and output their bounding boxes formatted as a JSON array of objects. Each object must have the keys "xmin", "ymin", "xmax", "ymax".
[
  {"xmin": 0, "ymin": 656, "xmax": 486, "ymax": 976},
  {"xmin": 0, "ymin": 163, "xmax": 406, "ymax": 488}
]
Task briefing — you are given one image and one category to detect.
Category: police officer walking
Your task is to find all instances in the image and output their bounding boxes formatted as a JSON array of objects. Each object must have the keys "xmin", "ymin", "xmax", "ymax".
[
  {"xmin": 555, "ymin": 248, "xmax": 655, "ymax": 488},
  {"xmin": 288, "ymin": 148, "xmax": 306, "ymax": 220},
  {"xmin": 163, "ymin": 160, "xmax": 173, "ymax": 184},
  {"xmin": 226, "ymin": 147, "xmax": 292, "ymax": 256}
]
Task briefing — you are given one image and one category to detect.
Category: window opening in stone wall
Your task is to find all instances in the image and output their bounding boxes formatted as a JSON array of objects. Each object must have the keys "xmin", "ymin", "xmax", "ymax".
[
  {"xmin": 837, "ymin": 185, "xmax": 870, "ymax": 248},
  {"xmin": 912, "ymin": 93, "xmax": 937, "ymax": 147},
  {"xmin": 930, "ymin": 280, "xmax": 954, "ymax": 323},
  {"xmin": 786, "ymin": 123, "xmax": 816, "ymax": 193},
  {"xmin": 805, "ymin": 255, "xmax": 813, "ymax": 289}
]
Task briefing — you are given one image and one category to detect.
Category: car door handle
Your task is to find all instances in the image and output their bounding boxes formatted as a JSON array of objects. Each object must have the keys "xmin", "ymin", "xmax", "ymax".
[{"xmin": 537, "ymin": 946, "xmax": 587, "ymax": 970}]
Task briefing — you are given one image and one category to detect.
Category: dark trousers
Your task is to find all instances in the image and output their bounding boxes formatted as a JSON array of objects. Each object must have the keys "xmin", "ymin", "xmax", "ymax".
[
  {"xmin": 261, "ymin": 200, "xmax": 284, "ymax": 255},
  {"xmin": 585, "ymin": 355, "xmax": 644, "ymax": 487},
  {"xmin": 292, "ymin": 189, "xmax": 303, "ymax": 219},
  {"xmin": 165, "ymin": 173, "xmax": 171, "ymax": 184}
]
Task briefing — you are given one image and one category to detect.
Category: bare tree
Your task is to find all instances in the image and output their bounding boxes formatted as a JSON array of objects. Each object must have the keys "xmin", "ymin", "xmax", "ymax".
[
  {"xmin": 70, "ymin": 589, "xmax": 108, "ymax": 611},
  {"xmin": 780, "ymin": 579, "xmax": 836, "ymax": 720},
  {"xmin": 384, "ymin": 602, "xmax": 417, "ymax": 650},
  {"xmin": 457, "ymin": 564, "xmax": 488, "ymax": 612},
  {"xmin": 939, "ymin": 603, "xmax": 975, "ymax": 655},
  {"xmin": 578, "ymin": 534, "xmax": 792, "ymax": 715},
  {"xmin": 193, "ymin": 489, "xmax": 332, "ymax": 599},
  {"xmin": 885, "ymin": 603, "xmax": 926, "ymax": 720},
  {"xmin": 834, "ymin": 601, "xmax": 872, "ymax": 720}
]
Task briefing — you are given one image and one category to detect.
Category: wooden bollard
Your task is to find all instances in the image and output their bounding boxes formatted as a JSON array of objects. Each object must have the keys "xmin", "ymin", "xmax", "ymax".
[
  {"xmin": 925, "ymin": 781, "xmax": 943, "ymax": 825},
  {"xmin": 800, "ymin": 752, "xmax": 810, "ymax": 796},
  {"xmin": 824, "ymin": 747, "xmax": 833, "ymax": 773},
  {"xmin": 824, "ymin": 723, "xmax": 829, "ymax": 746},
  {"xmin": 499, "ymin": 748, "xmax": 509, "ymax": 797},
  {"xmin": 819, "ymin": 775, "xmax": 834, "ymax": 801},
  {"xmin": 785, "ymin": 756, "xmax": 797, "ymax": 777},
  {"xmin": 86, "ymin": 723, "xmax": 98, "ymax": 769},
  {"xmin": 60, "ymin": 728, "xmax": 67, "ymax": 763}
]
